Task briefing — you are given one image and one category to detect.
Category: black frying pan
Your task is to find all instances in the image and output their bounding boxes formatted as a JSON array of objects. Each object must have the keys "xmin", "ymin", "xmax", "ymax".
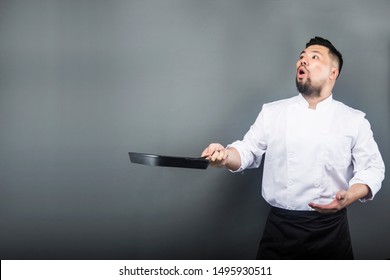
[{"xmin": 129, "ymin": 152, "xmax": 210, "ymax": 169}]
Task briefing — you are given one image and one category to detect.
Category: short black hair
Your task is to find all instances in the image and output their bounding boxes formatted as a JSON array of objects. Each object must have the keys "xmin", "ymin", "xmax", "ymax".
[{"xmin": 306, "ymin": 36, "xmax": 343, "ymax": 78}]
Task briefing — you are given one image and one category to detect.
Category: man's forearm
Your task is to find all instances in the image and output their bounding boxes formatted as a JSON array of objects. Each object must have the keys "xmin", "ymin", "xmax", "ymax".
[
  {"xmin": 225, "ymin": 147, "xmax": 242, "ymax": 171},
  {"xmin": 346, "ymin": 183, "xmax": 371, "ymax": 204}
]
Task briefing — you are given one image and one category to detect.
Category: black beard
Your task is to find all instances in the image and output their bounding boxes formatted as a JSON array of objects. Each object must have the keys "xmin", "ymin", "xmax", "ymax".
[{"xmin": 296, "ymin": 78, "xmax": 321, "ymax": 97}]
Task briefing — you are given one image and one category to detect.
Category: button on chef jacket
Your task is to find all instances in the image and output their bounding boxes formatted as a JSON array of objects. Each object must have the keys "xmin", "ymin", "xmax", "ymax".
[{"xmin": 229, "ymin": 94, "xmax": 385, "ymax": 211}]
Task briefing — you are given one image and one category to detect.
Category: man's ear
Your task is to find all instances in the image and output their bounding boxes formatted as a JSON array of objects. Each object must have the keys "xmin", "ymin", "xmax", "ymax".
[{"xmin": 330, "ymin": 67, "xmax": 339, "ymax": 80}]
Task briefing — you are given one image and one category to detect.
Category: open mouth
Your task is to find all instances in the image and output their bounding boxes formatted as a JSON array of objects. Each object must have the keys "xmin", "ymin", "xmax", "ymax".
[{"xmin": 297, "ymin": 67, "xmax": 307, "ymax": 79}]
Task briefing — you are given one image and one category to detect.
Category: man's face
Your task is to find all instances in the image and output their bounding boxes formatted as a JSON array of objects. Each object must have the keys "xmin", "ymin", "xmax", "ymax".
[{"xmin": 295, "ymin": 45, "xmax": 336, "ymax": 97}]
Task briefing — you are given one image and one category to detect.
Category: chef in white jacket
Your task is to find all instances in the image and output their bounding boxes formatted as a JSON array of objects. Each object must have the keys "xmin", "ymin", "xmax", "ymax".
[{"xmin": 201, "ymin": 36, "xmax": 385, "ymax": 259}]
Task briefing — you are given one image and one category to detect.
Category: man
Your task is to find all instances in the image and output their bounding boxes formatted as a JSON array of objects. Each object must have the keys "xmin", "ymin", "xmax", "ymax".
[{"xmin": 201, "ymin": 37, "xmax": 385, "ymax": 259}]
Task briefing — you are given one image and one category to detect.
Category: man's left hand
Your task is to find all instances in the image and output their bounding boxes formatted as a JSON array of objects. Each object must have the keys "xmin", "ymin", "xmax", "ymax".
[
  {"xmin": 309, "ymin": 184, "xmax": 371, "ymax": 213},
  {"xmin": 308, "ymin": 191, "xmax": 349, "ymax": 213}
]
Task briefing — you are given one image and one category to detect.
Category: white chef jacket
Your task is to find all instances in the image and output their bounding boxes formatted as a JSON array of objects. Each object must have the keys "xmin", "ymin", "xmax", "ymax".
[{"xmin": 229, "ymin": 94, "xmax": 385, "ymax": 211}]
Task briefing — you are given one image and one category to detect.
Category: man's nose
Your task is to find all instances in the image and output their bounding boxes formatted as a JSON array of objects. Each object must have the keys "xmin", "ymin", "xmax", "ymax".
[{"xmin": 300, "ymin": 58, "xmax": 308, "ymax": 66}]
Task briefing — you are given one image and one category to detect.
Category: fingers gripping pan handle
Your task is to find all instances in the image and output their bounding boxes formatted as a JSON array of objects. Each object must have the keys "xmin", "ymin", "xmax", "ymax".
[{"xmin": 129, "ymin": 152, "xmax": 209, "ymax": 169}]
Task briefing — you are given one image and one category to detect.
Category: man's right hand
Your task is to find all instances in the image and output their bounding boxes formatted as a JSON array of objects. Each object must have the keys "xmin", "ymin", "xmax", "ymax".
[
  {"xmin": 201, "ymin": 143, "xmax": 229, "ymax": 167},
  {"xmin": 201, "ymin": 143, "xmax": 241, "ymax": 170}
]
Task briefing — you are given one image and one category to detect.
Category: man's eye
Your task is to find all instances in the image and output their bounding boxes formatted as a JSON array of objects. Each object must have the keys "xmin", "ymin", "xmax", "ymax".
[{"xmin": 312, "ymin": 55, "xmax": 319, "ymax": 59}]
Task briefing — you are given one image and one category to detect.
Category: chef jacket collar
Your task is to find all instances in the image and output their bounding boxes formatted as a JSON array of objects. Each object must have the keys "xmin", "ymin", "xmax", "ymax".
[{"xmin": 296, "ymin": 93, "xmax": 333, "ymax": 110}]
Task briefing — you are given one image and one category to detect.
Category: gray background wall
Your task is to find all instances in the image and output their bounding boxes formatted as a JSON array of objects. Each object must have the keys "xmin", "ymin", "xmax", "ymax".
[{"xmin": 0, "ymin": 0, "xmax": 389, "ymax": 260}]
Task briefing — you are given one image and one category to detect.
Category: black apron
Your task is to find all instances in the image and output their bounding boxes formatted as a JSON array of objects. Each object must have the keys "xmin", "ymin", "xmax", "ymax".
[{"xmin": 257, "ymin": 206, "xmax": 354, "ymax": 260}]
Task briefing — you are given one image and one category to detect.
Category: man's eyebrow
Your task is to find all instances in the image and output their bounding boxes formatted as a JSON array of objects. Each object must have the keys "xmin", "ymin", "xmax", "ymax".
[{"xmin": 300, "ymin": 50, "xmax": 323, "ymax": 56}]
